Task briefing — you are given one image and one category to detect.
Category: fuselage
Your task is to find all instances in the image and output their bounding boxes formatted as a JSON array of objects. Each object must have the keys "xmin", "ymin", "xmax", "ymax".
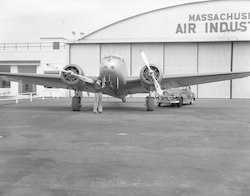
[{"xmin": 99, "ymin": 55, "xmax": 129, "ymax": 98}]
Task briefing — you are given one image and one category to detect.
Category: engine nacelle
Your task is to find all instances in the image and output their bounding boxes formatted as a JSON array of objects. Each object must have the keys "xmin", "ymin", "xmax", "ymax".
[
  {"xmin": 61, "ymin": 64, "xmax": 84, "ymax": 86},
  {"xmin": 140, "ymin": 64, "xmax": 163, "ymax": 88}
]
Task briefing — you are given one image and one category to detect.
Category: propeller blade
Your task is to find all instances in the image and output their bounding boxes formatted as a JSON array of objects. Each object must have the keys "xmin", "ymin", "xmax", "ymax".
[
  {"xmin": 46, "ymin": 63, "xmax": 95, "ymax": 84},
  {"xmin": 46, "ymin": 63, "xmax": 69, "ymax": 73},
  {"xmin": 140, "ymin": 51, "xmax": 163, "ymax": 97},
  {"xmin": 71, "ymin": 73, "xmax": 95, "ymax": 84},
  {"xmin": 140, "ymin": 50, "xmax": 153, "ymax": 73},
  {"xmin": 152, "ymin": 76, "xmax": 163, "ymax": 96}
]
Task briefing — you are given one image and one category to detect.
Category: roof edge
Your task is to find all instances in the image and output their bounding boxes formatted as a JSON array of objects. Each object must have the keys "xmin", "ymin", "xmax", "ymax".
[{"xmin": 77, "ymin": 0, "xmax": 211, "ymax": 41}]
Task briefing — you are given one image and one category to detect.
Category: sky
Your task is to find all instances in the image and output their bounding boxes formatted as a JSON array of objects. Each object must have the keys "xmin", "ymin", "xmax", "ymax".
[{"xmin": 0, "ymin": 0, "xmax": 202, "ymax": 43}]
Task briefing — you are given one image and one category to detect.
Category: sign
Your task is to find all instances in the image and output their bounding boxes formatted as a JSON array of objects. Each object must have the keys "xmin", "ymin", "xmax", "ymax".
[
  {"xmin": 79, "ymin": 0, "xmax": 250, "ymax": 43},
  {"xmin": 171, "ymin": 1, "xmax": 250, "ymax": 41},
  {"xmin": 176, "ymin": 12, "xmax": 250, "ymax": 34}
]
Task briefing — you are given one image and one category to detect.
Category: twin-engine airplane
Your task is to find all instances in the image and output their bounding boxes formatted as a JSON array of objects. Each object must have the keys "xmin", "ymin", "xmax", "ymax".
[{"xmin": 1, "ymin": 51, "xmax": 250, "ymax": 111}]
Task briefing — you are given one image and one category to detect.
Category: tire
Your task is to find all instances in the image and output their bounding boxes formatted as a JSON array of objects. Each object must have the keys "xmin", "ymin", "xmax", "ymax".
[
  {"xmin": 72, "ymin": 96, "xmax": 81, "ymax": 111},
  {"xmin": 146, "ymin": 96, "xmax": 155, "ymax": 111},
  {"xmin": 190, "ymin": 98, "xmax": 194, "ymax": 105},
  {"xmin": 158, "ymin": 103, "xmax": 161, "ymax": 107}
]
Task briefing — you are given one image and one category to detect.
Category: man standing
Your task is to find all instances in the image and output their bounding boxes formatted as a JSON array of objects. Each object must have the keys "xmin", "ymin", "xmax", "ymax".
[
  {"xmin": 93, "ymin": 78, "xmax": 103, "ymax": 114},
  {"xmin": 93, "ymin": 92, "xmax": 103, "ymax": 114}
]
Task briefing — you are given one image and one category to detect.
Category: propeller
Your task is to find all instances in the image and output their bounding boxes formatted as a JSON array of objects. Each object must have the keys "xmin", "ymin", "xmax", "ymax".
[
  {"xmin": 46, "ymin": 63, "xmax": 95, "ymax": 84},
  {"xmin": 140, "ymin": 51, "xmax": 163, "ymax": 97}
]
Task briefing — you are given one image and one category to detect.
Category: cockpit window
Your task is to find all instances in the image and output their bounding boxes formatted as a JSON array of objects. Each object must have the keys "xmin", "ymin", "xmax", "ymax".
[
  {"xmin": 103, "ymin": 55, "xmax": 125, "ymax": 63},
  {"xmin": 103, "ymin": 56, "xmax": 111, "ymax": 59},
  {"xmin": 120, "ymin": 58, "xmax": 125, "ymax": 63},
  {"xmin": 112, "ymin": 55, "xmax": 124, "ymax": 62}
]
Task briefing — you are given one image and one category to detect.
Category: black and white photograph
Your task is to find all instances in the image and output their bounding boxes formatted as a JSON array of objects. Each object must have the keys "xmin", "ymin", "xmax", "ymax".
[{"xmin": 1, "ymin": 0, "xmax": 250, "ymax": 195}]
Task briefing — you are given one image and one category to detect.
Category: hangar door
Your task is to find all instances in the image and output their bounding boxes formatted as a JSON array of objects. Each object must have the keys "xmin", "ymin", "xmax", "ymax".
[
  {"xmin": 165, "ymin": 43, "xmax": 198, "ymax": 95},
  {"xmin": 198, "ymin": 43, "xmax": 231, "ymax": 98},
  {"xmin": 70, "ymin": 44, "xmax": 100, "ymax": 75},
  {"xmin": 232, "ymin": 42, "xmax": 250, "ymax": 98}
]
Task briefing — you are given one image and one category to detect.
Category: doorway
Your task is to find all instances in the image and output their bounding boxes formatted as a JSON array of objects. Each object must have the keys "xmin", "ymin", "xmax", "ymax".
[{"xmin": 18, "ymin": 66, "xmax": 37, "ymax": 94}]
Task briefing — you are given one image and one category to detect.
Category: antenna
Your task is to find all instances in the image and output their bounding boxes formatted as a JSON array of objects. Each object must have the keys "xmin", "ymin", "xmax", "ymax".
[{"xmin": 72, "ymin": 31, "xmax": 76, "ymax": 39}]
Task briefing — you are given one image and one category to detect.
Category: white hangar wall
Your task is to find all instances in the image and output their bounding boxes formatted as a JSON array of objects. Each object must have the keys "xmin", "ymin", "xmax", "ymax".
[
  {"xmin": 67, "ymin": 0, "xmax": 250, "ymax": 98},
  {"xmin": 79, "ymin": 0, "xmax": 250, "ymax": 42},
  {"xmin": 232, "ymin": 42, "xmax": 250, "ymax": 98}
]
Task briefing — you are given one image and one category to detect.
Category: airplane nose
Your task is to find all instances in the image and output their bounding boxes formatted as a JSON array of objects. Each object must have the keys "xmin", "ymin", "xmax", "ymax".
[{"xmin": 103, "ymin": 64, "xmax": 116, "ymax": 70}]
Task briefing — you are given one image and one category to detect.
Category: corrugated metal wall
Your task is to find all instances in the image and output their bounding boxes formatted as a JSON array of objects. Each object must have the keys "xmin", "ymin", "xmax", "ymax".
[
  {"xmin": 198, "ymin": 43, "xmax": 231, "ymax": 98},
  {"xmin": 165, "ymin": 43, "xmax": 198, "ymax": 95},
  {"xmin": 69, "ymin": 42, "xmax": 250, "ymax": 98},
  {"xmin": 232, "ymin": 42, "xmax": 250, "ymax": 98},
  {"xmin": 70, "ymin": 44, "xmax": 100, "ymax": 75}
]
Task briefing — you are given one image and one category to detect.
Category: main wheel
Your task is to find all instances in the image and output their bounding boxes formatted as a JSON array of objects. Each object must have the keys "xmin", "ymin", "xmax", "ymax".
[
  {"xmin": 72, "ymin": 96, "xmax": 81, "ymax": 111},
  {"xmin": 146, "ymin": 96, "xmax": 155, "ymax": 111}
]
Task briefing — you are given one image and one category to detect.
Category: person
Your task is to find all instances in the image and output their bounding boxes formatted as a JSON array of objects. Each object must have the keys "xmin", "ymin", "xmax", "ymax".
[
  {"xmin": 93, "ymin": 78, "xmax": 103, "ymax": 114},
  {"xmin": 93, "ymin": 91, "xmax": 103, "ymax": 114}
]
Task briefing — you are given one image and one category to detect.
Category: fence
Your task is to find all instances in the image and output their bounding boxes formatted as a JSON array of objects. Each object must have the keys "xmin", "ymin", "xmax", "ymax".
[
  {"xmin": 0, "ymin": 91, "xmax": 61, "ymax": 104},
  {"xmin": 0, "ymin": 42, "xmax": 66, "ymax": 50}
]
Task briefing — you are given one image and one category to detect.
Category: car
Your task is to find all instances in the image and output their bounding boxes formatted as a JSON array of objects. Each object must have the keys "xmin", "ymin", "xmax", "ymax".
[{"xmin": 156, "ymin": 86, "xmax": 195, "ymax": 107}]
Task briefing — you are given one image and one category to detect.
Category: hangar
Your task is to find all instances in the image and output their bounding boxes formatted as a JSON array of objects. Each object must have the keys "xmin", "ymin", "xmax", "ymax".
[{"xmin": 66, "ymin": 0, "xmax": 250, "ymax": 99}]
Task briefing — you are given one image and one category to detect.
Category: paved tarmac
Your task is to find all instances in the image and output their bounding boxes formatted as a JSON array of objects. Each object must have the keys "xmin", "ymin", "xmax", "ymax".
[{"xmin": 0, "ymin": 97, "xmax": 250, "ymax": 196}]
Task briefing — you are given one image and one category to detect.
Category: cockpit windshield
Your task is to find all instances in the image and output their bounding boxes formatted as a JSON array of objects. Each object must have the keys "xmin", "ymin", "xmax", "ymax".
[{"xmin": 103, "ymin": 55, "xmax": 125, "ymax": 63}]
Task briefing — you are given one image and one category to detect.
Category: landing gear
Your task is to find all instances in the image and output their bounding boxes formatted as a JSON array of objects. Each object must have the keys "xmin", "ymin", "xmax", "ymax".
[
  {"xmin": 122, "ymin": 98, "xmax": 126, "ymax": 102},
  {"xmin": 146, "ymin": 95, "xmax": 155, "ymax": 111},
  {"xmin": 72, "ymin": 91, "xmax": 82, "ymax": 111}
]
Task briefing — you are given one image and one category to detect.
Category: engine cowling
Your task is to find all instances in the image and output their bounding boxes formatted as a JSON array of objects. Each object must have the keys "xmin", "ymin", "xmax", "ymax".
[
  {"xmin": 61, "ymin": 64, "xmax": 84, "ymax": 86},
  {"xmin": 140, "ymin": 64, "xmax": 163, "ymax": 88}
]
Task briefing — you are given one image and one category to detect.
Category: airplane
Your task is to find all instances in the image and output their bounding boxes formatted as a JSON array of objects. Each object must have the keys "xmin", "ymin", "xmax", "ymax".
[{"xmin": 1, "ymin": 50, "xmax": 250, "ymax": 111}]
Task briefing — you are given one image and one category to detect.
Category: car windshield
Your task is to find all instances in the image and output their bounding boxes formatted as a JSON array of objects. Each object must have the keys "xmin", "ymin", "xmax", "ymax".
[
  {"xmin": 169, "ymin": 87, "xmax": 182, "ymax": 91},
  {"xmin": 168, "ymin": 86, "xmax": 190, "ymax": 91}
]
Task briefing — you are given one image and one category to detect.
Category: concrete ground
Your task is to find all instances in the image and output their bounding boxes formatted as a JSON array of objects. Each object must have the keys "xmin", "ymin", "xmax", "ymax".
[{"xmin": 0, "ymin": 97, "xmax": 250, "ymax": 196}]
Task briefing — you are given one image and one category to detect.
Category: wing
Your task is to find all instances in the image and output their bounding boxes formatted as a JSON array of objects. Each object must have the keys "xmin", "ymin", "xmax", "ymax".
[
  {"xmin": 125, "ymin": 71, "xmax": 250, "ymax": 94},
  {"xmin": 0, "ymin": 72, "xmax": 100, "ymax": 92},
  {"xmin": 160, "ymin": 71, "xmax": 250, "ymax": 89},
  {"xmin": 0, "ymin": 72, "xmax": 67, "ymax": 88}
]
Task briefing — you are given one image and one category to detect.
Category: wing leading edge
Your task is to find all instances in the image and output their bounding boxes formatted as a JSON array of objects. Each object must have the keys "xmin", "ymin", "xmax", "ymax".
[
  {"xmin": 0, "ymin": 72, "xmax": 67, "ymax": 88},
  {"xmin": 160, "ymin": 71, "xmax": 250, "ymax": 89},
  {"xmin": 125, "ymin": 71, "xmax": 250, "ymax": 93},
  {"xmin": 1, "ymin": 71, "xmax": 250, "ymax": 95},
  {"xmin": 0, "ymin": 72, "xmax": 100, "ymax": 92}
]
